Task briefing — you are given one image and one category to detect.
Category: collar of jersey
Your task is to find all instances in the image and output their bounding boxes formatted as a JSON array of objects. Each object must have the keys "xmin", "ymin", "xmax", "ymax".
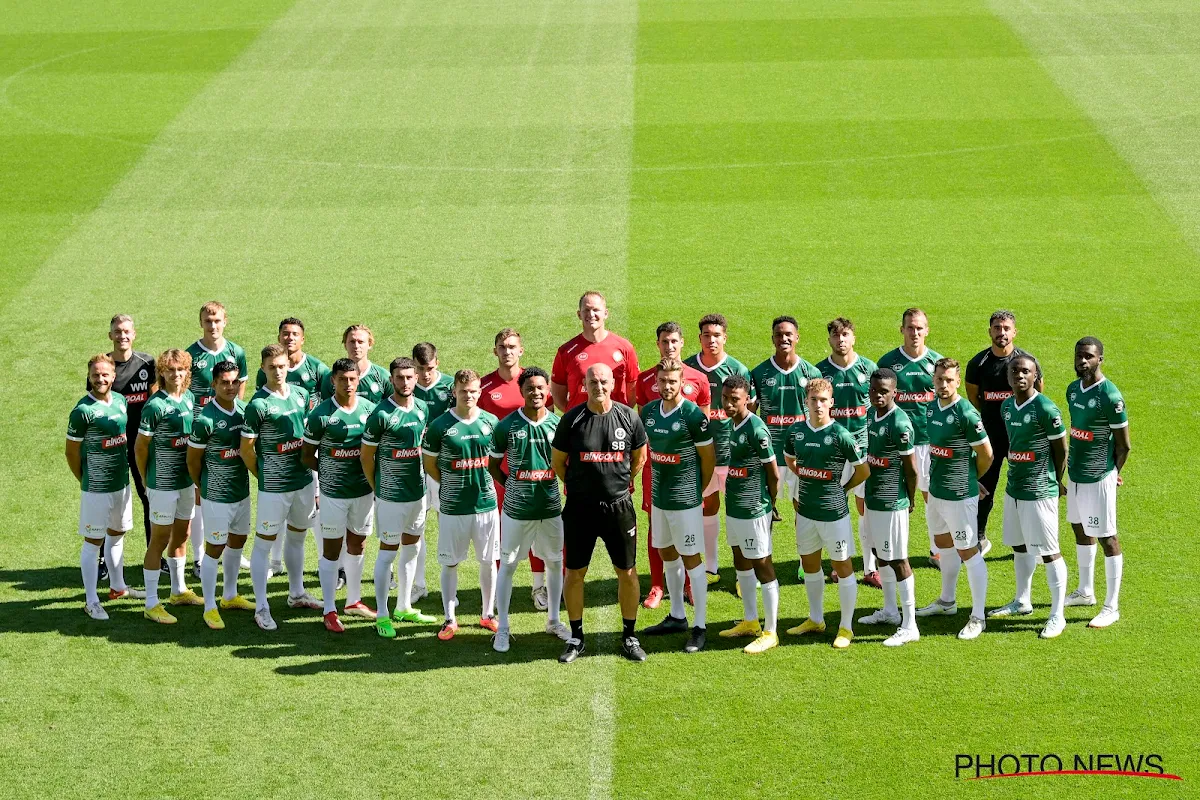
[
  {"xmin": 194, "ymin": 339, "xmax": 226, "ymax": 356},
  {"xmin": 287, "ymin": 355, "xmax": 309, "ymax": 373},
  {"xmin": 386, "ymin": 396, "xmax": 416, "ymax": 412},
  {"xmin": 449, "ymin": 408, "xmax": 479, "ymax": 424},
  {"xmin": 806, "ymin": 419, "xmax": 836, "ymax": 433},
  {"xmin": 770, "ymin": 356, "xmax": 803, "ymax": 375},
  {"xmin": 266, "ymin": 385, "xmax": 291, "ymax": 401},
  {"xmin": 826, "ymin": 354, "xmax": 859, "ymax": 372},
  {"xmin": 872, "ymin": 405, "xmax": 897, "ymax": 422},
  {"xmin": 87, "ymin": 392, "xmax": 113, "ymax": 406},
  {"xmin": 519, "ymin": 408, "xmax": 549, "ymax": 426},
  {"xmin": 210, "ymin": 400, "xmax": 237, "ymax": 416},
  {"xmin": 693, "ymin": 353, "xmax": 727, "ymax": 373},
  {"xmin": 1079, "ymin": 377, "xmax": 1105, "ymax": 393},
  {"xmin": 732, "ymin": 414, "xmax": 754, "ymax": 431},
  {"xmin": 419, "ymin": 371, "xmax": 442, "ymax": 389},
  {"xmin": 334, "ymin": 397, "xmax": 361, "ymax": 414},
  {"xmin": 1013, "ymin": 392, "xmax": 1039, "ymax": 411},
  {"xmin": 937, "ymin": 397, "xmax": 960, "ymax": 412},
  {"xmin": 658, "ymin": 400, "xmax": 683, "ymax": 418},
  {"xmin": 899, "ymin": 347, "xmax": 928, "ymax": 363}
]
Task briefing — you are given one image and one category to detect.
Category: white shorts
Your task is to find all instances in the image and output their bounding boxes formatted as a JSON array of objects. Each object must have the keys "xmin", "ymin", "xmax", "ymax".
[
  {"xmin": 256, "ymin": 485, "xmax": 316, "ymax": 536},
  {"xmin": 727, "ymin": 514, "xmax": 772, "ymax": 560},
  {"xmin": 650, "ymin": 504, "xmax": 704, "ymax": 556},
  {"xmin": 318, "ymin": 494, "xmax": 374, "ymax": 539},
  {"xmin": 926, "ymin": 495, "xmax": 980, "ymax": 550},
  {"xmin": 148, "ymin": 487, "xmax": 195, "ymax": 526},
  {"xmin": 1066, "ymin": 473, "xmax": 1117, "ymax": 538},
  {"xmin": 795, "ymin": 513, "xmax": 854, "ymax": 562},
  {"xmin": 500, "ymin": 514, "xmax": 564, "ymax": 564},
  {"xmin": 376, "ymin": 497, "xmax": 428, "ymax": 545},
  {"xmin": 703, "ymin": 465, "xmax": 729, "ymax": 497},
  {"xmin": 424, "ymin": 475, "xmax": 440, "ymax": 513},
  {"xmin": 780, "ymin": 468, "xmax": 798, "ymax": 502},
  {"xmin": 202, "ymin": 498, "xmax": 251, "ymax": 544},
  {"xmin": 438, "ymin": 510, "xmax": 500, "ymax": 566},
  {"xmin": 863, "ymin": 509, "xmax": 909, "ymax": 562},
  {"xmin": 78, "ymin": 488, "xmax": 133, "ymax": 537},
  {"xmin": 840, "ymin": 461, "xmax": 866, "ymax": 499},
  {"xmin": 1002, "ymin": 495, "xmax": 1061, "ymax": 556},
  {"xmin": 913, "ymin": 444, "xmax": 931, "ymax": 492}
]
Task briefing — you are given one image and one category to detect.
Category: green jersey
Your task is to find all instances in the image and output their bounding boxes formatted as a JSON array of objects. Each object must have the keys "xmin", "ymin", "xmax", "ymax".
[
  {"xmin": 1002, "ymin": 392, "xmax": 1067, "ymax": 501},
  {"xmin": 186, "ymin": 339, "xmax": 248, "ymax": 417},
  {"xmin": 926, "ymin": 397, "xmax": 989, "ymax": 501},
  {"xmin": 684, "ymin": 353, "xmax": 754, "ymax": 466},
  {"xmin": 490, "ymin": 409, "xmax": 562, "ymax": 521},
  {"xmin": 138, "ymin": 390, "xmax": 195, "ymax": 491},
  {"xmin": 817, "ymin": 354, "xmax": 877, "ymax": 446},
  {"xmin": 725, "ymin": 414, "xmax": 775, "ymax": 520},
  {"xmin": 319, "ymin": 361, "xmax": 389, "ymax": 406},
  {"xmin": 1066, "ymin": 378, "xmax": 1128, "ymax": 483},
  {"xmin": 242, "ymin": 385, "xmax": 312, "ymax": 493},
  {"xmin": 876, "ymin": 347, "xmax": 942, "ymax": 446},
  {"xmin": 67, "ymin": 393, "xmax": 130, "ymax": 493},
  {"xmin": 641, "ymin": 399, "xmax": 713, "ymax": 511},
  {"xmin": 423, "ymin": 410, "xmax": 499, "ymax": 515},
  {"xmin": 362, "ymin": 396, "xmax": 428, "ymax": 503},
  {"xmin": 864, "ymin": 405, "xmax": 916, "ymax": 512},
  {"xmin": 414, "ymin": 372, "xmax": 455, "ymax": 420},
  {"xmin": 256, "ymin": 353, "xmax": 330, "ymax": 411},
  {"xmin": 751, "ymin": 356, "xmax": 822, "ymax": 466},
  {"xmin": 783, "ymin": 419, "xmax": 864, "ymax": 522},
  {"xmin": 188, "ymin": 400, "xmax": 249, "ymax": 503},
  {"xmin": 303, "ymin": 396, "xmax": 374, "ymax": 500}
]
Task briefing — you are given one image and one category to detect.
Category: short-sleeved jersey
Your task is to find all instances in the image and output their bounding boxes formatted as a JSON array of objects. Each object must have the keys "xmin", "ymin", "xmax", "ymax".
[
  {"xmin": 1002, "ymin": 392, "xmax": 1067, "ymax": 501},
  {"xmin": 783, "ymin": 420, "xmax": 865, "ymax": 522},
  {"xmin": 1066, "ymin": 378, "xmax": 1129, "ymax": 483},
  {"xmin": 876, "ymin": 347, "xmax": 942, "ymax": 446},
  {"xmin": 87, "ymin": 352, "xmax": 154, "ymax": 434},
  {"xmin": 552, "ymin": 332, "xmax": 639, "ymax": 409},
  {"xmin": 414, "ymin": 372, "xmax": 455, "ymax": 421},
  {"xmin": 751, "ymin": 356, "xmax": 822, "ymax": 466},
  {"xmin": 864, "ymin": 405, "xmax": 916, "ymax": 512},
  {"xmin": 256, "ymin": 353, "xmax": 330, "ymax": 411},
  {"xmin": 641, "ymin": 399, "xmax": 713, "ymax": 511},
  {"xmin": 926, "ymin": 397, "xmax": 989, "ymax": 501},
  {"xmin": 817, "ymin": 355, "xmax": 877, "ymax": 446},
  {"xmin": 478, "ymin": 370, "xmax": 523, "ymax": 420},
  {"xmin": 187, "ymin": 340, "xmax": 248, "ymax": 417},
  {"xmin": 362, "ymin": 396, "xmax": 428, "ymax": 503},
  {"xmin": 319, "ymin": 362, "xmax": 390, "ymax": 407},
  {"xmin": 241, "ymin": 385, "xmax": 312, "ymax": 493},
  {"xmin": 188, "ymin": 400, "xmax": 249, "ymax": 503},
  {"xmin": 965, "ymin": 346, "xmax": 1042, "ymax": 434},
  {"xmin": 303, "ymin": 396, "xmax": 374, "ymax": 500},
  {"xmin": 635, "ymin": 364, "xmax": 710, "ymax": 411},
  {"xmin": 67, "ymin": 394, "xmax": 130, "ymax": 493},
  {"xmin": 724, "ymin": 414, "xmax": 775, "ymax": 520},
  {"xmin": 683, "ymin": 353, "xmax": 753, "ymax": 467},
  {"xmin": 490, "ymin": 409, "xmax": 562, "ymax": 520},
  {"xmin": 422, "ymin": 409, "xmax": 499, "ymax": 515},
  {"xmin": 138, "ymin": 390, "xmax": 195, "ymax": 491},
  {"xmin": 553, "ymin": 402, "xmax": 647, "ymax": 503}
]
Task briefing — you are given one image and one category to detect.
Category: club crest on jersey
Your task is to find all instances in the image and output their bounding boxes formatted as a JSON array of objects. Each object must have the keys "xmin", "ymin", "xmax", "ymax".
[
  {"xmin": 139, "ymin": 369, "xmax": 149, "ymax": 380},
  {"xmin": 855, "ymin": 372, "xmax": 865, "ymax": 383},
  {"xmin": 196, "ymin": 359, "xmax": 208, "ymax": 369},
  {"xmin": 1087, "ymin": 398, "xmax": 1096, "ymax": 408},
  {"xmin": 1024, "ymin": 413, "xmax": 1032, "ymax": 423},
  {"xmin": 217, "ymin": 420, "xmax": 227, "ymax": 429},
  {"xmin": 683, "ymin": 385, "xmax": 693, "ymax": 395},
  {"xmin": 612, "ymin": 351, "xmax": 623, "ymax": 362},
  {"xmin": 301, "ymin": 371, "xmax": 310, "ymax": 382},
  {"xmin": 480, "ymin": 424, "xmax": 491, "ymax": 435},
  {"xmin": 615, "ymin": 428, "xmax": 626, "ymax": 440},
  {"xmin": 671, "ymin": 421, "xmax": 681, "ymax": 432},
  {"xmin": 738, "ymin": 434, "xmax": 746, "ymax": 444},
  {"xmin": 823, "ymin": 435, "xmax": 833, "ymax": 445}
]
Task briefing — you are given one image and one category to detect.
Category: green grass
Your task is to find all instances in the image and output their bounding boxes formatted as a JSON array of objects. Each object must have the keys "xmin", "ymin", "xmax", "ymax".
[{"xmin": 1, "ymin": 0, "xmax": 1197, "ymax": 796}]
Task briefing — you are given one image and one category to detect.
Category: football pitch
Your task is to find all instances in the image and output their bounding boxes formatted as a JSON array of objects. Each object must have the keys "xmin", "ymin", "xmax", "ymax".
[{"xmin": 2, "ymin": 0, "xmax": 1198, "ymax": 796}]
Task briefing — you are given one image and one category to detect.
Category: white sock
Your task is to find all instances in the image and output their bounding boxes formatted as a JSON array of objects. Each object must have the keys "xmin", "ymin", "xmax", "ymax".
[
  {"xmin": 284, "ymin": 530, "xmax": 306, "ymax": 597},
  {"xmin": 144, "ymin": 567, "xmax": 160, "ymax": 610},
  {"xmin": 686, "ymin": 564, "xmax": 708, "ymax": 629},
  {"xmin": 343, "ymin": 553, "xmax": 365, "ymax": 607},
  {"xmin": 496, "ymin": 560, "xmax": 517, "ymax": 629},
  {"xmin": 736, "ymin": 569, "xmax": 758, "ymax": 622},
  {"xmin": 532, "ymin": 569, "xmax": 545, "ymax": 591},
  {"xmin": 664, "ymin": 557, "xmax": 686, "ymax": 621},
  {"xmin": 1015, "ymin": 551, "xmax": 1036, "ymax": 606},
  {"xmin": 479, "ymin": 560, "xmax": 497, "ymax": 618},
  {"xmin": 804, "ymin": 570, "xmax": 824, "ymax": 624},
  {"xmin": 201, "ymin": 554, "xmax": 220, "ymax": 611},
  {"xmin": 702, "ymin": 515, "xmax": 719, "ymax": 573},
  {"xmin": 837, "ymin": 571, "xmax": 858, "ymax": 631},
  {"xmin": 898, "ymin": 575, "xmax": 916, "ymax": 631},
  {"xmin": 167, "ymin": 555, "xmax": 186, "ymax": 595},
  {"xmin": 761, "ymin": 579, "xmax": 780, "ymax": 634},
  {"xmin": 1076, "ymin": 543, "xmax": 1097, "ymax": 595},
  {"xmin": 80, "ymin": 541, "xmax": 101, "ymax": 605},
  {"xmin": 374, "ymin": 548, "xmax": 398, "ymax": 619},
  {"xmin": 250, "ymin": 539, "xmax": 271, "ymax": 611},
  {"xmin": 222, "ymin": 546, "xmax": 243, "ymax": 601},
  {"xmin": 270, "ymin": 532, "xmax": 285, "ymax": 564},
  {"xmin": 192, "ymin": 506, "xmax": 204, "ymax": 564},
  {"xmin": 546, "ymin": 559, "xmax": 564, "ymax": 624},
  {"xmin": 317, "ymin": 556, "xmax": 338, "ymax": 614},
  {"xmin": 1104, "ymin": 553, "xmax": 1123, "ymax": 609},
  {"xmin": 104, "ymin": 535, "xmax": 126, "ymax": 591},
  {"xmin": 440, "ymin": 564, "xmax": 458, "ymax": 622},
  {"xmin": 414, "ymin": 535, "xmax": 428, "ymax": 589},
  {"xmin": 963, "ymin": 553, "xmax": 988, "ymax": 619},
  {"xmin": 938, "ymin": 547, "xmax": 960, "ymax": 604},
  {"xmin": 397, "ymin": 542, "xmax": 419, "ymax": 613},
  {"xmin": 880, "ymin": 565, "xmax": 898, "ymax": 616},
  {"xmin": 1046, "ymin": 557, "xmax": 1067, "ymax": 618}
]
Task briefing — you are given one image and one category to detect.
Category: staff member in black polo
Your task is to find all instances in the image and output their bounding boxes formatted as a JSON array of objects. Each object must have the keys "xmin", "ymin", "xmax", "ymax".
[
  {"xmin": 552, "ymin": 363, "xmax": 648, "ymax": 663},
  {"xmin": 965, "ymin": 310, "xmax": 1043, "ymax": 550}
]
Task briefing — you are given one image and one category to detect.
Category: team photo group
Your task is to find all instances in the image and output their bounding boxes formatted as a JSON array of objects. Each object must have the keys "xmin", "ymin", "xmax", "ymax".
[{"xmin": 66, "ymin": 293, "xmax": 1131, "ymax": 663}]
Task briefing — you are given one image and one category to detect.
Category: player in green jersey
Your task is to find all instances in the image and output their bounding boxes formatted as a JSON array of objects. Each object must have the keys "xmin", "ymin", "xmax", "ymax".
[
  {"xmin": 422, "ymin": 369, "xmax": 501, "ymax": 642},
  {"xmin": 242, "ymin": 345, "xmax": 321, "ymax": 630},
  {"xmin": 361, "ymin": 357, "xmax": 437, "ymax": 637},
  {"xmin": 318, "ymin": 324, "xmax": 389, "ymax": 406},
  {"xmin": 915, "ymin": 358, "xmax": 995, "ymax": 640},
  {"xmin": 783, "ymin": 378, "xmax": 868, "ymax": 649},
  {"xmin": 750, "ymin": 315, "xmax": 822, "ymax": 521},
  {"xmin": 255, "ymin": 318, "xmax": 330, "ymax": 409},
  {"xmin": 186, "ymin": 362, "xmax": 253, "ymax": 630},
  {"xmin": 640, "ymin": 358, "xmax": 715, "ymax": 653},
  {"xmin": 303, "ymin": 358, "xmax": 378, "ymax": 633},
  {"xmin": 1064, "ymin": 337, "xmax": 1131, "ymax": 629},
  {"xmin": 135, "ymin": 349, "xmax": 201, "ymax": 623},
  {"xmin": 411, "ymin": 341, "xmax": 455, "ymax": 605},
  {"xmin": 487, "ymin": 366, "xmax": 569, "ymax": 651},
  {"xmin": 716, "ymin": 375, "xmax": 782, "ymax": 654},
  {"xmin": 854, "ymin": 369, "xmax": 921, "ymax": 646},
  {"xmin": 988, "ymin": 354, "xmax": 1070, "ymax": 639},
  {"xmin": 66, "ymin": 354, "xmax": 142, "ymax": 620}
]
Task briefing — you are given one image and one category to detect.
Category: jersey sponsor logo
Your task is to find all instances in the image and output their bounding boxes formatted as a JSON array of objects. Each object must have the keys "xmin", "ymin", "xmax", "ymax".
[
  {"xmin": 490, "ymin": 392, "xmax": 502, "ymax": 401},
  {"xmin": 866, "ymin": 454, "xmax": 890, "ymax": 468},
  {"xmin": 581, "ymin": 451, "xmax": 622, "ymax": 463},
  {"xmin": 452, "ymin": 457, "xmax": 487, "ymax": 470},
  {"xmin": 896, "ymin": 391, "xmax": 935, "ymax": 403},
  {"xmin": 983, "ymin": 390, "xmax": 1013, "ymax": 401},
  {"xmin": 514, "ymin": 469, "xmax": 555, "ymax": 481},
  {"xmin": 795, "ymin": 466, "xmax": 833, "ymax": 480},
  {"xmin": 220, "ymin": 448, "xmax": 241, "ymax": 459},
  {"xmin": 199, "ymin": 395, "xmax": 214, "ymax": 406},
  {"xmin": 391, "ymin": 447, "xmax": 421, "ymax": 459},
  {"xmin": 101, "ymin": 433, "xmax": 128, "ymax": 449},
  {"xmin": 577, "ymin": 352, "xmax": 588, "ymax": 362},
  {"xmin": 330, "ymin": 447, "xmax": 361, "ymax": 459},
  {"xmin": 727, "ymin": 466, "xmax": 749, "ymax": 478},
  {"xmin": 124, "ymin": 391, "xmax": 148, "ymax": 404},
  {"xmin": 1070, "ymin": 427, "xmax": 1094, "ymax": 442},
  {"xmin": 767, "ymin": 414, "xmax": 802, "ymax": 426},
  {"xmin": 170, "ymin": 436, "xmax": 189, "ymax": 448},
  {"xmin": 707, "ymin": 408, "xmax": 727, "ymax": 420},
  {"xmin": 830, "ymin": 406, "xmax": 867, "ymax": 419},
  {"xmin": 649, "ymin": 451, "xmax": 681, "ymax": 465},
  {"xmin": 1008, "ymin": 450, "xmax": 1036, "ymax": 463},
  {"xmin": 930, "ymin": 444, "xmax": 954, "ymax": 459},
  {"xmin": 277, "ymin": 439, "xmax": 303, "ymax": 454}
]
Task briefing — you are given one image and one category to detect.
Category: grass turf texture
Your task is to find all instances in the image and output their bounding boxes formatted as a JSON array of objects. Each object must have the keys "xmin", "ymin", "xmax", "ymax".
[{"xmin": 1, "ymin": 0, "xmax": 1197, "ymax": 797}]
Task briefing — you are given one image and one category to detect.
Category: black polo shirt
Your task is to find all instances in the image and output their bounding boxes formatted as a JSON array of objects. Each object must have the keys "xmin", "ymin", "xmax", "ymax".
[
  {"xmin": 553, "ymin": 401, "xmax": 646, "ymax": 503},
  {"xmin": 965, "ymin": 346, "xmax": 1041, "ymax": 434}
]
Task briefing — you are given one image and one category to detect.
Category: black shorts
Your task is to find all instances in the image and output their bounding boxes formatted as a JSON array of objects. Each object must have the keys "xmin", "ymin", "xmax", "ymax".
[{"xmin": 563, "ymin": 494, "xmax": 638, "ymax": 572}]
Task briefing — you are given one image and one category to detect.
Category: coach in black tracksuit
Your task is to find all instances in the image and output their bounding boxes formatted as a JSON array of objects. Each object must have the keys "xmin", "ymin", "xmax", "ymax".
[
  {"xmin": 965, "ymin": 311, "xmax": 1043, "ymax": 541},
  {"xmin": 552, "ymin": 363, "xmax": 648, "ymax": 664}
]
